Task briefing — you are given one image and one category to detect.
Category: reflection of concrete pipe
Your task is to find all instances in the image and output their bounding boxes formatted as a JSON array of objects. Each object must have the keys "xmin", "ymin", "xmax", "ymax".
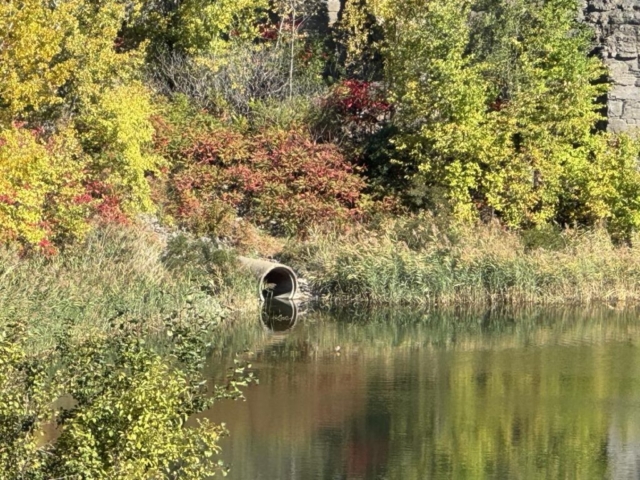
[
  {"xmin": 238, "ymin": 256, "xmax": 299, "ymax": 301},
  {"xmin": 261, "ymin": 299, "xmax": 298, "ymax": 332}
]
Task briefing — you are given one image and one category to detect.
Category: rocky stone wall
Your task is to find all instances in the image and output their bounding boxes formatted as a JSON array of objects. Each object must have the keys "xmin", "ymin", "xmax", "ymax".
[
  {"xmin": 583, "ymin": 0, "xmax": 640, "ymax": 132},
  {"xmin": 327, "ymin": 0, "xmax": 342, "ymax": 25}
]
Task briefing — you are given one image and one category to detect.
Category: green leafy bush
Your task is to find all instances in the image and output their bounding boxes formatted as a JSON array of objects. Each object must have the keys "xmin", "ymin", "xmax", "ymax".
[
  {"xmin": 351, "ymin": 0, "xmax": 640, "ymax": 239},
  {"xmin": 49, "ymin": 335, "xmax": 225, "ymax": 480},
  {"xmin": 0, "ymin": 311, "xmax": 256, "ymax": 479},
  {"xmin": 0, "ymin": 324, "xmax": 54, "ymax": 478}
]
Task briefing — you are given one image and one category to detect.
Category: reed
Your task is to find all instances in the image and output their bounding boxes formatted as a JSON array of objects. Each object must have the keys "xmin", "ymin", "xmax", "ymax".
[
  {"xmin": 0, "ymin": 225, "xmax": 257, "ymax": 352},
  {"xmin": 282, "ymin": 217, "xmax": 640, "ymax": 306}
]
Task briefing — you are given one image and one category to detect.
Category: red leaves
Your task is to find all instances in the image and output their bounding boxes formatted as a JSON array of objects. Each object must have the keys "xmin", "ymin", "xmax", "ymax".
[
  {"xmin": 182, "ymin": 130, "xmax": 247, "ymax": 166},
  {"xmin": 96, "ymin": 195, "xmax": 128, "ymax": 224},
  {"xmin": 259, "ymin": 24, "xmax": 279, "ymax": 41},
  {"xmin": 169, "ymin": 127, "xmax": 366, "ymax": 235},
  {"xmin": 72, "ymin": 193, "xmax": 93, "ymax": 205},
  {"xmin": 0, "ymin": 194, "xmax": 17, "ymax": 205},
  {"xmin": 328, "ymin": 80, "xmax": 392, "ymax": 124},
  {"xmin": 490, "ymin": 98, "xmax": 508, "ymax": 112},
  {"xmin": 85, "ymin": 181, "xmax": 128, "ymax": 225},
  {"xmin": 38, "ymin": 238, "xmax": 57, "ymax": 257}
]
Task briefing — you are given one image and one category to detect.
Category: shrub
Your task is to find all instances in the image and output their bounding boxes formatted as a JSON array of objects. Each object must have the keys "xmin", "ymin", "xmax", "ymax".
[
  {"xmin": 171, "ymin": 0, "xmax": 269, "ymax": 55},
  {"xmin": 0, "ymin": 324, "xmax": 54, "ymax": 477},
  {"xmin": 316, "ymin": 78, "xmax": 392, "ymax": 148},
  {"xmin": 78, "ymin": 83, "xmax": 163, "ymax": 217},
  {"xmin": 0, "ymin": 0, "xmax": 145, "ymax": 126},
  {"xmin": 49, "ymin": 336, "xmax": 226, "ymax": 479},
  {"xmin": 326, "ymin": 79, "xmax": 391, "ymax": 130},
  {"xmin": 0, "ymin": 316, "xmax": 253, "ymax": 479},
  {"xmin": 355, "ymin": 0, "xmax": 640, "ymax": 239},
  {"xmin": 152, "ymin": 39, "xmax": 328, "ymax": 119},
  {"xmin": 165, "ymin": 125, "xmax": 365, "ymax": 236},
  {"xmin": 0, "ymin": 0, "xmax": 162, "ymax": 250},
  {"xmin": 0, "ymin": 125, "xmax": 91, "ymax": 251}
]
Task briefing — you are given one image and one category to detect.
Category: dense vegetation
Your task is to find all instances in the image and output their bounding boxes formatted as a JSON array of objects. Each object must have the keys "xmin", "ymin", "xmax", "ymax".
[
  {"xmin": 284, "ymin": 218, "xmax": 640, "ymax": 305},
  {"xmin": 2, "ymin": 0, "xmax": 640, "ymax": 253},
  {"xmin": 3, "ymin": 0, "xmax": 640, "ymax": 477},
  {"xmin": 1, "ymin": 305, "xmax": 256, "ymax": 478}
]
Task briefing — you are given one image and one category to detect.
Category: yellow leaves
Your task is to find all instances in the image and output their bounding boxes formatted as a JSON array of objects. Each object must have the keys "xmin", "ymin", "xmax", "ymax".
[
  {"xmin": 0, "ymin": 0, "xmax": 76, "ymax": 124},
  {"xmin": 571, "ymin": 133, "xmax": 640, "ymax": 238},
  {"xmin": 442, "ymin": 159, "xmax": 481, "ymax": 222},
  {"xmin": 338, "ymin": 0, "xmax": 384, "ymax": 74},
  {"xmin": 0, "ymin": 1, "xmax": 157, "ymax": 249},
  {"xmin": 176, "ymin": 0, "xmax": 268, "ymax": 54},
  {"xmin": 0, "ymin": 124, "xmax": 90, "ymax": 248},
  {"xmin": 63, "ymin": 0, "xmax": 145, "ymax": 103},
  {"xmin": 0, "ymin": 0, "xmax": 146, "ymax": 125},
  {"xmin": 79, "ymin": 83, "xmax": 161, "ymax": 215}
]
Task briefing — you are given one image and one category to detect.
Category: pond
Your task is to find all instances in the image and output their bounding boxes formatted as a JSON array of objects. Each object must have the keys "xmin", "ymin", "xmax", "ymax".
[{"xmin": 200, "ymin": 305, "xmax": 640, "ymax": 480}]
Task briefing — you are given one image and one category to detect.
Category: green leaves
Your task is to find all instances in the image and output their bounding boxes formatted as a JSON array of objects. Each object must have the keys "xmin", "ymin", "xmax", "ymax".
[
  {"xmin": 51, "ymin": 342, "xmax": 223, "ymax": 479},
  {"xmin": 372, "ymin": 0, "xmax": 640, "ymax": 238},
  {"xmin": 0, "ymin": 306, "xmax": 257, "ymax": 479}
]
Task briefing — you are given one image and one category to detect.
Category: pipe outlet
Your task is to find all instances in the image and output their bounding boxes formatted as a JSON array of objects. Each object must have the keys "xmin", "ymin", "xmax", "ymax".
[{"xmin": 238, "ymin": 256, "xmax": 299, "ymax": 301}]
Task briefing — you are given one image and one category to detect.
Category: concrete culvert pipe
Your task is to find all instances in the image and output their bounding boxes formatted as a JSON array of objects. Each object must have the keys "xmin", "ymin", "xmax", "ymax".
[{"xmin": 238, "ymin": 257, "xmax": 299, "ymax": 301}]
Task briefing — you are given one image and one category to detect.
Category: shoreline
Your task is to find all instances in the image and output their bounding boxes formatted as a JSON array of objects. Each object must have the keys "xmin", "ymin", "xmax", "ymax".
[{"xmin": 3, "ymin": 219, "xmax": 640, "ymax": 352}]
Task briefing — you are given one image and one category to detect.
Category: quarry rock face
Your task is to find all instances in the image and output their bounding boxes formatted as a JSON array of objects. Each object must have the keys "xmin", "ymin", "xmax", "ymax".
[{"xmin": 583, "ymin": 0, "xmax": 640, "ymax": 132}]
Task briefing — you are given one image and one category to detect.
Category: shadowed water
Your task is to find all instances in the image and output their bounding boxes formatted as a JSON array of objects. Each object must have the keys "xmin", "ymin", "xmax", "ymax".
[{"xmin": 201, "ymin": 306, "xmax": 640, "ymax": 479}]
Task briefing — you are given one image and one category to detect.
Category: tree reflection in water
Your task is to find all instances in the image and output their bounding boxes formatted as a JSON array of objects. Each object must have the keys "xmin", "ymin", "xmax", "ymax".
[{"xmin": 203, "ymin": 306, "xmax": 640, "ymax": 480}]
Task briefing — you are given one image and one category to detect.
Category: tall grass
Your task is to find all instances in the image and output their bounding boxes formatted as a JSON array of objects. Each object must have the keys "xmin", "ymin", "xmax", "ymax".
[
  {"xmin": 281, "ymin": 217, "xmax": 640, "ymax": 305},
  {"xmin": 0, "ymin": 225, "xmax": 257, "ymax": 351}
]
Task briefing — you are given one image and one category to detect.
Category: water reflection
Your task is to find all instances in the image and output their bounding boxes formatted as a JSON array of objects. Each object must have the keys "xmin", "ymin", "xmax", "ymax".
[
  {"xmin": 203, "ymin": 307, "xmax": 640, "ymax": 479},
  {"xmin": 260, "ymin": 299, "xmax": 298, "ymax": 333},
  {"xmin": 608, "ymin": 421, "xmax": 640, "ymax": 480}
]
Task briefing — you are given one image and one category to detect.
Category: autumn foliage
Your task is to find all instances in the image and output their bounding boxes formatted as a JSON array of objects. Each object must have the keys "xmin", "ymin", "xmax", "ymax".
[
  {"xmin": 4, "ymin": 0, "xmax": 640, "ymax": 252},
  {"xmin": 327, "ymin": 80, "xmax": 391, "ymax": 127},
  {"xmin": 0, "ymin": 125, "xmax": 90, "ymax": 252},
  {"xmin": 166, "ymin": 127, "xmax": 365, "ymax": 236}
]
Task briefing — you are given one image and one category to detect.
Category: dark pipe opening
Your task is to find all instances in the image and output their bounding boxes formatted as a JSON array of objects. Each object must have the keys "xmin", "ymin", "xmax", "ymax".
[{"xmin": 261, "ymin": 267, "xmax": 297, "ymax": 300}]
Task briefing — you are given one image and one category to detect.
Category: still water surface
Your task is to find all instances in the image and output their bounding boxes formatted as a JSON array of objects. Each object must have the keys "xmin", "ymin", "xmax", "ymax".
[{"xmin": 203, "ymin": 306, "xmax": 640, "ymax": 479}]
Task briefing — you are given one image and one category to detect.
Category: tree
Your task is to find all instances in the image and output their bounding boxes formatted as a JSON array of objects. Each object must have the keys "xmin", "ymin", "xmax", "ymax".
[
  {"xmin": 0, "ymin": 0, "xmax": 160, "ymax": 248},
  {"xmin": 367, "ymin": 0, "xmax": 640, "ymax": 237}
]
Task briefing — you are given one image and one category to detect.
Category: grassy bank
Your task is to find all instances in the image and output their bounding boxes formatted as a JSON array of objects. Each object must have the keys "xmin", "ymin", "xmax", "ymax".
[
  {"xmin": 282, "ymin": 217, "xmax": 640, "ymax": 306},
  {"xmin": 4, "ymin": 217, "xmax": 640, "ymax": 345},
  {"xmin": 3, "ymin": 217, "xmax": 640, "ymax": 478},
  {"xmin": 0, "ymin": 224, "xmax": 261, "ymax": 478},
  {"xmin": 0, "ymin": 225, "xmax": 258, "ymax": 352}
]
